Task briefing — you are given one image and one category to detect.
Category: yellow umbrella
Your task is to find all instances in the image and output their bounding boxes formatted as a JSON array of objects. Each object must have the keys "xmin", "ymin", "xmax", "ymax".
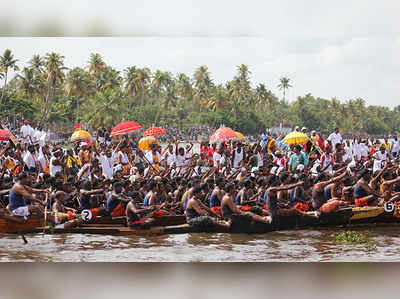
[
  {"xmin": 283, "ymin": 131, "xmax": 309, "ymax": 144},
  {"xmin": 138, "ymin": 136, "xmax": 158, "ymax": 151},
  {"xmin": 70, "ymin": 130, "xmax": 92, "ymax": 141},
  {"xmin": 234, "ymin": 131, "xmax": 245, "ymax": 140}
]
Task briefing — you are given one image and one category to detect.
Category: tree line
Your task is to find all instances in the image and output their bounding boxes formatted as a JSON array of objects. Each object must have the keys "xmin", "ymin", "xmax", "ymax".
[{"xmin": 1, "ymin": 49, "xmax": 399, "ymax": 135}]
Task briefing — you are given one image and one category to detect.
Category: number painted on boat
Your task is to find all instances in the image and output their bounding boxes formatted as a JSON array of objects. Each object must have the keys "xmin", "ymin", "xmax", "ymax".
[
  {"xmin": 81, "ymin": 210, "xmax": 93, "ymax": 221},
  {"xmin": 384, "ymin": 202, "xmax": 394, "ymax": 213}
]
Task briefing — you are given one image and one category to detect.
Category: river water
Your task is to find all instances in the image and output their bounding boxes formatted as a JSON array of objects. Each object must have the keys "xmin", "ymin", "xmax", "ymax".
[{"xmin": 1, "ymin": 224, "xmax": 400, "ymax": 262}]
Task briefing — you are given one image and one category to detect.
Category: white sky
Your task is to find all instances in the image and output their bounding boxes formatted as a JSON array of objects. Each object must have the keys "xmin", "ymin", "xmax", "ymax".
[{"xmin": 1, "ymin": 0, "xmax": 400, "ymax": 107}]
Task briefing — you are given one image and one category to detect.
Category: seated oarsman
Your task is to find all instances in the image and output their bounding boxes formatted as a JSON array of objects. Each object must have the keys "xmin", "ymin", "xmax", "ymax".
[
  {"xmin": 107, "ymin": 182, "xmax": 131, "ymax": 217},
  {"xmin": 324, "ymin": 179, "xmax": 343, "ymax": 202},
  {"xmin": 222, "ymin": 183, "xmax": 271, "ymax": 225},
  {"xmin": 289, "ymin": 174, "xmax": 312, "ymax": 212},
  {"xmin": 353, "ymin": 169, "xmax": 380, "ymax": 207},
  {"xmin": 341, "ymin": 176, "xmax": 356, "ymax": 204},
  {"xmin": 9, "ymin": 172, "xmax": 48, "ymax": 219},
  {"xmin": 186, "ymin": 186, "xmax": 230, "ymax": 230},
  {"xmin": 79, "ymin": 180, "xmax": 104, "ymax": 211},
  {"xmin": 311, "ymin": 170, "xmax": 349, "ymax": 213},
  {"xmin": 143, "ymin": 180, "xmax": 159, "ymax": 207},
  {"xmin": 51, "ymin": 191, "xmax": 82, "ymax": 228},
  {"xmin": 125, "ymin": 191, "xmax": 158, "ymax": 228},
  {"xmin": 380, "ymin": 171, "xmax": 400, "ymax": 204},
  {"xmin": 265, "ymin": 176, "xmax": 318, "ymax": 221},
  {"xmin": 235, "ymin": 179, "xmax": 264, "ymax": 215},
  {"xmin": 182, "ymin": 179, "xmax": 201, "ymax": 211},
  {"xmin": 52, "ymin": 191, "xmax": 77, "ymax": 214},
  {"xmin": 209, "ymin": 178, "xmax": 224, "ymax": 215}
]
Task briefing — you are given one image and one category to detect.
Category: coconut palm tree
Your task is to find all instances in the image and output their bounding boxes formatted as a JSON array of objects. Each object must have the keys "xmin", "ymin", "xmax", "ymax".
[
  {"xmin": 81, "ymin": 89, "xmax": 125, "ymax": 128},
  {"xmin": 151, "ymin": 70, "xmax": 172, "ymax": 124},
  {"xmin": 87, "ymin": 53, "xmax": 106, "ymax": 75},
  {"xmin": 177, "ymin": 73, "xmax": 193, "ymax": 102},
  {"xmin": 40, "ymin": 52, "xmax": 67, "ymax": 125},
  {"xmin": 124, "ymin": 66, "xmax": 151, "ymax": 108},
  {"xmin": 65, "ymin": 67, "xmax": 92, "ymax": 122},
  {"xmin": 277, "ymin": 77, "xmax": 292, "ymax": 101},
  {"xmin": 28, "ymin": 54, "xmax": 45, "ymax": 73},
  {"xmin": 0, "ymin": 49, "xmax": 19, "ymax": 104},
  {"xmin": 96, "ymin": 66, "xmax": 122, "ymax": 92},
  {"xmin": 255, "ymin": 83, "xmax": 270, "ymax": 111},
  {"xmin": 193, "ymin": 65, "xmax": 214, "ymax": 112},
  {"xmin": 208, "ymin": 84, "xmax": 228, "ymax": 112},
  {"xmin": 16, "ymin": 67, "xmax": 43, "ymax": 100}
]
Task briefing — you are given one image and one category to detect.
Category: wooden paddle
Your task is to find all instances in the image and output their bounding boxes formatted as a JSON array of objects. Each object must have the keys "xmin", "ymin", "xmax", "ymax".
[{"xmin": 43, "ymin": 192, "xmax": 48, "ymax": 236}]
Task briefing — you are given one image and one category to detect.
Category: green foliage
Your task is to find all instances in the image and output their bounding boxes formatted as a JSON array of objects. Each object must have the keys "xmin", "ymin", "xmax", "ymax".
[
  {"xmin": 1, "ymin": 50, "xmax": 400, "ymax": 134},
  {"xmin": 331, "ymin": 231, "xmax": 378, "ymax": 252}
]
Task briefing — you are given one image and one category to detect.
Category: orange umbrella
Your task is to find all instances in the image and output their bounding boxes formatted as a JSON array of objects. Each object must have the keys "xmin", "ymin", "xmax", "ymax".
[
  {"xmin": 111, "ymin": 121, "xmax": 142, "ymax": 136},
  {"xmin": 210, "ymin": 127, "xmax": 237, "ymax": 143},
  {"xmin": 143, "ymin": 127, "xmax": 166, "ymax": 137}
]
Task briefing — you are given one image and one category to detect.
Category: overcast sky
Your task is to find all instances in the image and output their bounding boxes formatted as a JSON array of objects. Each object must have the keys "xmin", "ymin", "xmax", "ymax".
[{"xmin": 1, "ymin": 0, "xmax": 399, "ymax": 108}]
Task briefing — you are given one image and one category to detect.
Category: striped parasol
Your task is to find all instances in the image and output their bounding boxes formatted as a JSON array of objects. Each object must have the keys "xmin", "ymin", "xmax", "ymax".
[
  {"xmin": 111, "ymin": 121, "xmax": 142, "ymax": 136},
  {"xmin": 143, "ymin": 127, "xmax": 166, "ymax": 137}
]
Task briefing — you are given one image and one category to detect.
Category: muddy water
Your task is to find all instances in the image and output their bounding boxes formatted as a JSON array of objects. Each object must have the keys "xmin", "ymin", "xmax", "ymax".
[{"xmin": 1, "ymin": 225, "xmax": 400, "ymax": 262}]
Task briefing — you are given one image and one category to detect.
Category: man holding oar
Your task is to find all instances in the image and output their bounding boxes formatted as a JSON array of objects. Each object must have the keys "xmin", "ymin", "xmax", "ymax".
[{"xmin": 9, "ymin": 172, "xmax": 49, "ymax": 220}]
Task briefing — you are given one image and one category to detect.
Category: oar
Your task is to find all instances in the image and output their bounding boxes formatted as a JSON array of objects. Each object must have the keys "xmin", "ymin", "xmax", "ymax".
[{"xmin": 43, "ymin": 192, "xmax": 48, "ymax": 236}]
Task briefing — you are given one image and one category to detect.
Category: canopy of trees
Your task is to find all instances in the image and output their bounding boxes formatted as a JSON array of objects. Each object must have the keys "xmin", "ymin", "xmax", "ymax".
[{"xmin": 1, "ymin": 49, "xmax": 399, "ymax": 135}]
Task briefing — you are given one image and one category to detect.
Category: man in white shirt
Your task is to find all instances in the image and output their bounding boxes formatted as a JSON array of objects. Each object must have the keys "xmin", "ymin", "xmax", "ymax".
[
  {"xmin": 327, "ymin": 127, "xmax": 342, "ymax": 150},
  {"xmin": 98, "ymin": 149, "xmax": 116, "ymax": 179},
  {"xmin": 162, "ymin": 144, "xmax": 176, "ymax": 167},
  {"xmin": 23, "ymin": 145, "xmax": 39, "ymax": 173},
  {"xmin": 50, "ymin": 149, "xmax": 64, "ymax": 177},
  {"xmin": 20, "ymin": 120, "xmax": 33, "ymax": 143},
  {"xmin": 391, "ymin": 136, "xmax": 400, "ymax": 158},
  {"xmin": 212, "ymin": 145, "xmax": 224, "ymax": 169},
  {"xmin": 372, "ymin": 146, "xmax": 388, "ymax": 172}
]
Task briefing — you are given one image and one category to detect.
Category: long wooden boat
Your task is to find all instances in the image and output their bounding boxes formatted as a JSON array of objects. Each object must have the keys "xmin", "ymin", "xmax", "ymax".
[
  {"xmin": 2, "ymin": 206, "xmax": 400, "ymax": 236},
  {"xmin": 90, "ymin": 215, "xmax": 186, "ymax": 227},
  {"xmin": 0, "ymin": 217, "xmax": 44, "ymax": 234}
]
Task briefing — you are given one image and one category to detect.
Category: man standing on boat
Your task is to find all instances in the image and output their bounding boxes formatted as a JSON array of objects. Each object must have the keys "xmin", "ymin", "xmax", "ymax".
[{"xmin": 9, "ymin": 172, "xmax": 49, "ymax": 219}]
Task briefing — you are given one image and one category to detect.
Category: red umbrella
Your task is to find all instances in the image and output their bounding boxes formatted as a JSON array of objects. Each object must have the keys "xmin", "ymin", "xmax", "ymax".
[
  {"xmin": 210, "ymin": 127, "xmax": 237, "ymax": 143},
  {"xmin": 0, "ymin": 129, "xmax": 11, "ymax": 141},
  {"xmin": 143, "ymin": 127, "xmax": 166, "ymax": 137},
  {"xmin": 111, "ymin": 121, "xmax": 142, "ymax": 136}
]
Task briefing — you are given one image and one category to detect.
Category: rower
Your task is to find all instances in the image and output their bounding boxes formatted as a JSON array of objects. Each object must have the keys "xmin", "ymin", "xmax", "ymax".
[
  {"xmin": 52, "ymin": 191, "xmax": 76, "ymax": 214},
  {"xmin": 9, "ymin": 172, "xmax": 48, "ymax": 219},
  {"xmin": 209, "ymin": 178, "xmax": 224, "ymax": 215},
  {"xmin": 221, "ymin": 183, "xmax": 271, "ymax": 225},
  {"xmin": 107, "ymin": 181, "xmax": 131, "ymax": 217},
  {"xmin": 126, "ymin": 191, "xmax": 156, "ymax": 228},
  {"xmin": 266, "ymin": 175, "xmax": 317, "ymax": 221},
  {"xmin": 353, "ymin": 169, "xmax": 380, "ymax": 207},
  {"xmin": 186, "ymin": 186, "xmax": 230, "ymax": 230}
]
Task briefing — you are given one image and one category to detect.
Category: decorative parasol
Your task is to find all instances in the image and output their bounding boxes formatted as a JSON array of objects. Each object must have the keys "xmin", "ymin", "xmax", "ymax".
[
  {"xmin": 138, "ymin": 136, "xmax": 158, "ymax": 151},
  {"xmin": 143, "ymin": 127, "xmax": 166, "ymax": 137},
  {"xmin": 283, "ymin": 131, "xmax": 309, "ymax": 144},
  {"xmin": 0, "ymin": 129, "xmax": 11, "ymax": 141},
  {"xmin": 210, "ymin": 127, "xmax": 237, "ymax": 143},
  {"xmin": 111, "ymin": 121, "xmax": 142, "ymax": 137},
  {"xmin": 71, "ymin": 130, "xmax": 92, "ymax": 141},
  {"xmin": 234, "ymin": 131, "xmax": 245, "ymax": 140}
]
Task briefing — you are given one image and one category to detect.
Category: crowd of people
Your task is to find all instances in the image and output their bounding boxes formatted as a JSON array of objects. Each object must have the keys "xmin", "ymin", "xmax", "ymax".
[{"xmin": 1, "ymin": 120, "xmax": 400, "ymax": 232}]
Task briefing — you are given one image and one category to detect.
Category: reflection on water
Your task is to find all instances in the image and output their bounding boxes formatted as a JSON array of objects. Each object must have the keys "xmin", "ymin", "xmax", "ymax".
[{"xmin": 1, "ymin": 225, "xmax": 400, "ymax": 261}]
